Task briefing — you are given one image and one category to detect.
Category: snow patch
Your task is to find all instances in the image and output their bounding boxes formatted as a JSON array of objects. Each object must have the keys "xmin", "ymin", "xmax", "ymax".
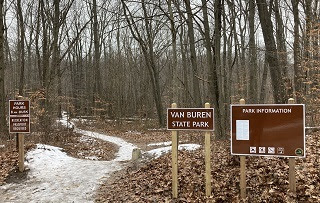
[
  {"xmin": 146, "ymin": 144, "xmax": 201, "ymax": 158},
  {"xmin": 147, "ymin": 141, "xmax": 172, "ymax": 147},
  {"xmin": 0, "ymin": 113, "xmax": 136, "ymax": 203}
]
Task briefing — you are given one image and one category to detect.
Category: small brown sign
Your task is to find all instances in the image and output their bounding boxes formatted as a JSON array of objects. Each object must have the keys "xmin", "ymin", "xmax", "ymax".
[
  {"xmin": 9, "ymin": 100, "xmax": 30, "ymax": 116},
  {"xmin": 9, "ymin": 116, "xmax": 30, "ymax": 133},
  {"xmin": 231, "ymin": 104, "xmax": 305, "ymax": 157},
  {"xmin": 167, "ymin": 108, "xmax": 214, "ymax": 131}
]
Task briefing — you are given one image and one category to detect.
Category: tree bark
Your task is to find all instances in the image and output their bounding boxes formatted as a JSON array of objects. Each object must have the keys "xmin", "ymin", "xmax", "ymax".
[
  {"xmin": 248, "ymin": 0, "xmax": 258, "ymax": 103},
  {"xmin": 184, "ymin": 0, "xmax": 202, "ymax": 107},
  {"xmin": 17, "ymin": 0, "xmax": 25, "ymax": 96},
  {"xmin": 92, "ymin": 0, "xmax": 102, "ymax": 100},
  {"xmin": 121, "ymin": 0, "xmax": 165, "ymax": 126},
  {"xmin": 291, "ymin": 0, "xmax": 302, "ymax": 103},
  {"xmin": 201, "ymin": 0, "xmax": 223, "ymax": 138},
  {"xmin": 0, "ymin": 0, "xmax": 7, "ymax": 137},
  {"xmin": 256, "ymin": 0, "xmax": 286, "ymax": 103}
]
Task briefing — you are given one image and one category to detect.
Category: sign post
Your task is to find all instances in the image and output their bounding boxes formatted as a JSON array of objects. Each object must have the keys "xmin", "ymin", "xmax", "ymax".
[
  {"xmin": 9, "ymin": 98, "xmax": 30, "ymax": 172},
  {"xmin": 171, "ymin": 103, "xmax": 178, "ymax": 199},
  {"xmin": 204, "ymin": 103, "xmax": 211, "ymax": 197},
  {"xmin": 168, "ymin": 104, "xmax": 214, "ymax": 198},
  {"xmin": 288, "ymin": 98, "xmax": 296, "ymax": 194},
  {"xmin": 239, "ymin": 99, "xmax": 246, "ymax": 199}
]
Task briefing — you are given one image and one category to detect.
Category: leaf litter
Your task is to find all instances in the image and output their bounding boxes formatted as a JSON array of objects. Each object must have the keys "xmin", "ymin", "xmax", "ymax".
[{"xmin": 96, "ymin": 131, "xmax": 320, "ymax": 202}]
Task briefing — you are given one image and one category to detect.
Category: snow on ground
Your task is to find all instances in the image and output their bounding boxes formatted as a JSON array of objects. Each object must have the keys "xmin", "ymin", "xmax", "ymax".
[
  {"xmin": 147, "ymin": 141, "xmax": 172, "ymax": 147},
  {"xmin": 0, "ymin": 112, "xmax": 201, "ymax": 202},
  {"xmin": 146, "ymin": 144, "xmax": 201, "ymax": 158},
  {"xmin": 0, "ymin": 114, "xmax": 136, "ymax": 203},
  {"xmin": 0, "ymin": 144, "xmax": 121, "ymax": 202}
]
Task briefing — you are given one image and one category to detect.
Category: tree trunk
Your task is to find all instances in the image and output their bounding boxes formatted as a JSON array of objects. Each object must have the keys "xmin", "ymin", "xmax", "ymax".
[
  {"xmin": 248, "ymin": 0, "xmax": 258, "ymax": 103},
  {"xmin": 256, "ymin": 0, "xmax": 286, "ymax": 104},
  {"xmin": 168, "ymin": 0, "xmax": 179, "ymax": 103},
  {"xmin": 17, "ymin": 0, "xmax": 25, "ymax": 96},
  {"xmin": 184, "ymin": 0, "xmax": 202, "ymax": 107},
  {"xmin": 0, "ymin": 0, "xmax": 7, "ymax": 137},
  {"xmin": 291, "ymin": 0, "xmax": 302, "ymax": 103},
  {"xmin": 201, "ymin": 0, "xmax": 223, "ymax": 138},
  {"xmin": 93, "ymin": 0, "xmax": 102, "ymax": 101}
]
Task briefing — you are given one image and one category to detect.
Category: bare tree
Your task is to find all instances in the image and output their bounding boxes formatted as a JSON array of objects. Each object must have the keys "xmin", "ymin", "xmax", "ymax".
[
  {"xmin": 256, "ymin": 0, "xmax": 286, "ymax": 103},
  {"xmin": 17, "ymin": 0, "xmax": 25, "ymax": 96},
  {"xmin": 0, "ymin": 0, "xmax": 6, "ymax": 137},
  {"xmin": 183, "ymin": 0, "xmax": 202, "ymax": 107},
  {"xmin": 121, "ymin": 0, "xmax": 165, "ymax": 126}
]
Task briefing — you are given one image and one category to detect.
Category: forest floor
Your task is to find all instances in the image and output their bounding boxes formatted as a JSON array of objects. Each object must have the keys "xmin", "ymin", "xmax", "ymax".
[
  {"xmin": 0, "ymin": 115, "xmax": 319, "ymax": 202},
  {"xmin": 0, "ymin": 115, "xmax": 200, "ymax": 202},
  {"xmin": 95, "ymin": 129, "xmax": 320, "ymax": 202}
]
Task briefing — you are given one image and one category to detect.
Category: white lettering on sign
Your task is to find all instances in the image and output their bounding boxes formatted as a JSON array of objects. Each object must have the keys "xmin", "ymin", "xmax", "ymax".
[
  {"xmin": 13, "ymin": 123, "xmax": 27, "ymax": 126},
  {"xmin": 242, "ymin": 108, "xmax": 292, "ymax": 114},
  {"xmin": 12, "ymin": 118, "xmax": 28, "ymax": 122},
  {"xmin": 13, "ymin": 101, "xmax": 25, "ymax": 105},
  {"xmin": 172, "ymin": 121, "xmax": 190, "ymax": 127},
  {"xmin": 243, "ymin": 109, "xmax": 256, "ymax": 113},
  {"xmin": 13, "ymin": 106, "xmax": 26, "ymax": 110},
  {"xmin": 13, "ymin": 127, "xmax": 27, "ymax": 131},
  {"xmin": 257, "ymin": 109, "xmax": 292, "ymax": 113},
  {"xmin": 187, "ymin": 112, "xmax": 211, "ymax": 118},
  {"xmin": 192, "ymin": 121, "xmax": 209, "ymax": 127},
  {"xmin": 171, "ymin": 112, "xmax": 184, "ymax": 118}
]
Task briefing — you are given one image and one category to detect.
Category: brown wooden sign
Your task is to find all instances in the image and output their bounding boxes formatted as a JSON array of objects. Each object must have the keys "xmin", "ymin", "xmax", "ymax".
[
  {"xmin": 167, "ymin": 108, "xmax": 214, "ymax": 131},
  {"xmin": 231, "ymin": 104, "xmax": 305, "ymax": 157},
  {"xmin": 9, "ymin": 100, "xmax": 30, "ymax": 116},
  {"xmin": 9, "ymin": 100, "xmax": 30, "ymax": 133},
  {"xmin": 9, "ymin": 116, "xmax": 30, "ymax": 133}
]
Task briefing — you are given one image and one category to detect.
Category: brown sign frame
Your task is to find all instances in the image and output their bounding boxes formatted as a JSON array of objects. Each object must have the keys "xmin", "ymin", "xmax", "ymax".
[
  {"xmin": 9, "ymin": 116, "xmax": 30, "ymax": 133},
  {"xmin": 9, "ymin": 100, "xmax": 30, "ymax": 116},
  {"xmin": 9, "ymin": 100, "xmax": 30, "ymax": 134},
  {"xmin": 167, "ymin": 108, "xmax": 214, "ymax": 131},
  {"xmin": 230, "ymin": 104, "xmax": 305, "ymax": 158}
]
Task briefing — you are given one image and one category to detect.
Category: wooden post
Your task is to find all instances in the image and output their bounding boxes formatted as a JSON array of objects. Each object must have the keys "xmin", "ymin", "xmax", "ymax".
[
  {"xmin": 239, "ymin": 99, "xmax": 246, "ymax": 198},
  {"xmin": 18, "ymin": 133, "xmax": 24, "ymax": 172},
  {"xmin": 171, "ymin": 103, "xmax": 178, "ymax": 198},
  {"xmin": 17, "ymin": 95, "xmax": 24, "ymax": 172},
  {"xmin": 204, "ymin": 103, "xmax": 211, "ymax": 197},
  {"xmin": 288, "ymin": 98, "xmax": 296, "ymax": 194}
]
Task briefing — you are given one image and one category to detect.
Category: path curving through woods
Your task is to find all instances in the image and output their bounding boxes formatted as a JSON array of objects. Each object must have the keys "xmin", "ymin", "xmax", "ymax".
[{"xmin": 0, "ymin": 114, "xmax": 136, "ymax": 203}]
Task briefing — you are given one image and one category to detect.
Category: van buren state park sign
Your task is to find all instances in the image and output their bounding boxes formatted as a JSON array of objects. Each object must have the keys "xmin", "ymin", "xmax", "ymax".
[
  {"xmin": 167, "ymin": 108, "xmax": 214, "ymax": 131},
  {"xmin": 231, "ymin": 104, "xmax": 305, "ymax": 158}
]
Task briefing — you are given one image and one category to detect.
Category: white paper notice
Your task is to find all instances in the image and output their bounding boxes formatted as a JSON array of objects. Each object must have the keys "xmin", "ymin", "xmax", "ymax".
[{"xmin": 236, "ymin": 120, "xmax": 249, "ymax": 140}]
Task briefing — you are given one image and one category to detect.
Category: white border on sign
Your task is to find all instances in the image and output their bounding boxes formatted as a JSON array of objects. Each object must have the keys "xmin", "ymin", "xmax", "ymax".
[
  {"xmin": 9, "ymin": 100, "xmax": 30, "ymax": 116},
  {"xmin": 230, "ymin": 104, "xmax": 305, "ymax": 158},
  {"xmin": 167, "ymin": 108, "xmax": 215, "ymax": 131},
  {"xmin": 9, "ymin": 100, "xmax": 31, "ymax": 134},
  {"xmin": 9, "ymin": 116, "xmax": 31, "ymax": 134}
]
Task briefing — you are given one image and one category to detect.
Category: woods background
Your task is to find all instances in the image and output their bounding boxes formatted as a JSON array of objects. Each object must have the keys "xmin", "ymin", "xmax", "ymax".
[{"xmin": 0, "ymin": 0, "xmax": 319, "ymax": 139}]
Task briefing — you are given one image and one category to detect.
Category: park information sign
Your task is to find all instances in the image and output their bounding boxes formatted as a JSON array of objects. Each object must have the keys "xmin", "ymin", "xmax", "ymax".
[
  {"xmin": 231, "ymin": 104, "xmax": 305, "ymax": 157},
  {"xmin": 9, "ymin": 100, "xmax": 30, "ymax": 133},
  {"xmin": 167, "ymin": 108, "xmax": 214, "ymax": 131}
]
